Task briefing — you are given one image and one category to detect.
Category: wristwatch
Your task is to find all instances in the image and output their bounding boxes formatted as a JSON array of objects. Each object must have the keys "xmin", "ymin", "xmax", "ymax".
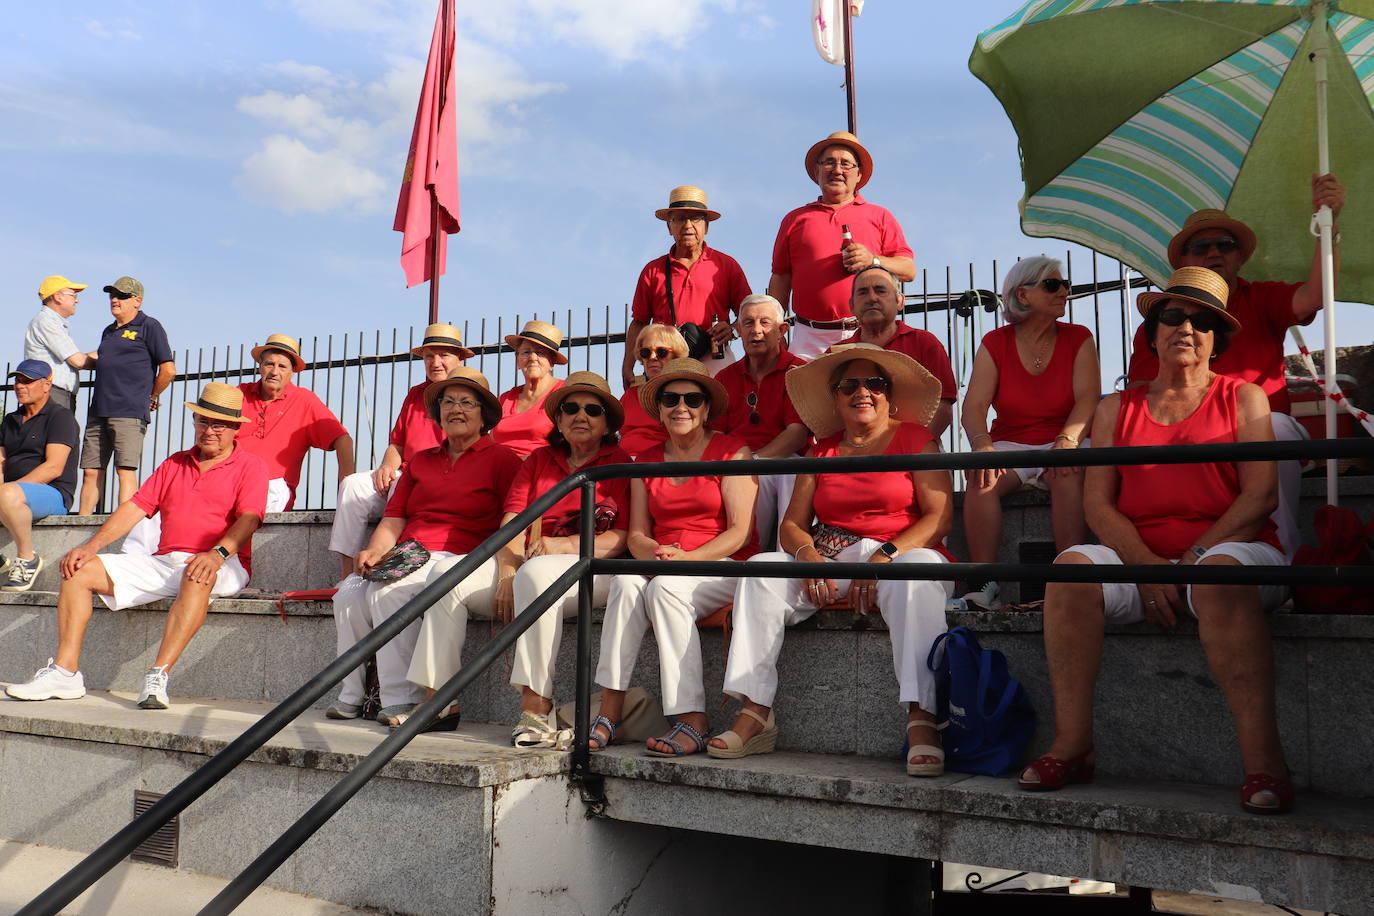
[
  {"xmin": 871, "ymin": 257, "xmax": 882, "ymax": 270},
  {"xmin": 877, "ymin": 541, "xmax": 899, "ymax": 559},
  {"xmin": 1187, "ymin": 544, "xmax": 1206, "ymax": 560},
  {"xmin": 213, "ymin": 545, "xmax": 231, "ymax": 560}
]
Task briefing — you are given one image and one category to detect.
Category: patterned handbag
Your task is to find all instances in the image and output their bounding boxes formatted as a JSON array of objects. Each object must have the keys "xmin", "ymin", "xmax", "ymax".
[
  {"xmin": 362, "ymin": 538, "xmax": 431, "ymax": 583},
  {"xmin": 812, "ymin": 521, "xmax": 862, "ymax": 559}
]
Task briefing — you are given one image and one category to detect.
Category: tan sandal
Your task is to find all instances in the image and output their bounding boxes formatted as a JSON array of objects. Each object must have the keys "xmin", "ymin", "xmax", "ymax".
[
  {"xmin": 906, "ymin": 719, "xmax": 945, "ymax": 777},
  {"xmin": 707, "ymin": 707, "xmax": 777, "ymax": 759}
]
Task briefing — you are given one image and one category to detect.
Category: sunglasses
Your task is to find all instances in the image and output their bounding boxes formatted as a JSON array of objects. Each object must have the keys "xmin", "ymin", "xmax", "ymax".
[
  {"xmin": 1183, "ymin": 237, "xmax": 1240, "ymax": 257},
  {"xmin": 1026, "ymin": 277, "xmax": 1072, "ymax": 293},
  {"xmin": 639, "ymin": 347, "xmax": 672, "ymax": 360},
  {"xmin": 833, "ymin": 376, "xmax": 891, "ymax": 396},
  {"xmin": 746, "ymin": 390, "xmax": 760, "ymax": 426},
  {"xmin": 1156, "ymin": 307, "xmax": 1227, "ymax": 334},
  {"xmin": 559, "ymin": 401, "xmax": 606, "ymax": 418},
  {"xmin": 109, "ymin": 291, "xmax": 134, "ymax": 301},
  {"xmin": 657, "ymin": 390, "xmax": 708, "ymax": 409}
]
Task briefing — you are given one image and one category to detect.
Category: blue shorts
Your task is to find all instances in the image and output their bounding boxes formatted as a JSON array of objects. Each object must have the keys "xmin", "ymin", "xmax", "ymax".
[{"xmin": 17, "ymin": 483, "xmax": 69, "ymax": 520}]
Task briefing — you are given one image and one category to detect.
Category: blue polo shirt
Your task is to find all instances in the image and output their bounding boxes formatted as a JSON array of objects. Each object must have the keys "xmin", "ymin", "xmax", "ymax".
[{"xmin": 91, "ymin": 311, "xmax": 174, "ymax": 421}]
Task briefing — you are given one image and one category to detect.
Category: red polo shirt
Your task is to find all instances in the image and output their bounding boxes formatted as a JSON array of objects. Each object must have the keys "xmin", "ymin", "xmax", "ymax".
[
  {"xmin": 491, "ymin": 380, "xmax": 564, "ymax": 458},
  {"xmin": 771, "ymin": 195, "xmax": 913, "ymax": 323},
  {"xmin": 235, "ymin": 382, "xmax": 348, "ymax": 505},
  {"xmin": 504, "ymin": 442, "xmax": 633, "ymax": 534},
  {"xmin": 711, "ymin": 346, "xmax": 807, "ymax": 448},
  {"xmin": 631, "ymin": 245, "xmax": 751, "ymax": 327},
  {"xmin": 839, "ymin": 321, "xmax": 958, "ymax": 401},
  {"xmin": 387, "ymin": 381, "xmax": 445, "ymax": 462},
  {"xmin": 618, "ymin": 387, "xmax": 668, "ymax": 460},
  {"xmin": 1125, "ymin": 278, "xmax": 1305, "ymax": 414},
  {"xmin": 384, "ymin": 437, "xmax": 523, "ymax": 554},
  {"xmin": 132, "ymin": 445, "xmax": 270, "ymax": 575}
]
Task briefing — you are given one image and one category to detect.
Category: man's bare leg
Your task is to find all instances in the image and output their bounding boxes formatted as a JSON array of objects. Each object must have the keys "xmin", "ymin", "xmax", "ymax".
[
  {"xmin": 150, "ymin": 574, "xmax": 216, "ymax": 670},
  {"xmin": 55, "ymin": 557, "xmax": 116, "ymax": 673}
]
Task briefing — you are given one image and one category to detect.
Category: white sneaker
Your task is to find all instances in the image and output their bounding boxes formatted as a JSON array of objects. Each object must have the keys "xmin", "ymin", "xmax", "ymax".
[
  {"xmin": 6, "ymin": 659, "xmax": 85, "ymax": 700},
  {"xmin": 959, "ymin": 581, "xmax": 1002, "ymax": 611},
  {"xmin": 138, "ymin": 666, "xmax": 171, "ymax": 709}
]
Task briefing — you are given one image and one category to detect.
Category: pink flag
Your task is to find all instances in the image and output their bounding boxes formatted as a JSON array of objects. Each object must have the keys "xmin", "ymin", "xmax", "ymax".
[{"xmin": 395, "ymin": 0, "xmax": 459, "ymax": 288}]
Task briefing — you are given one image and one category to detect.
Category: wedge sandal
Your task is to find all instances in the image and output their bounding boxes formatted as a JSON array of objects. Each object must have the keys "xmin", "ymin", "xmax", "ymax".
[{"xmin": 706, "ymin": 707, "xmax": 777, "ymax": 759}]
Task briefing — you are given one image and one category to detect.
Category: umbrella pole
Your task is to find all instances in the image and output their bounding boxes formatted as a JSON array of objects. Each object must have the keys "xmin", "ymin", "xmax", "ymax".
[{"xmin": 1312, "ymin": 0, "xmax": 1339, "ymax": 505}]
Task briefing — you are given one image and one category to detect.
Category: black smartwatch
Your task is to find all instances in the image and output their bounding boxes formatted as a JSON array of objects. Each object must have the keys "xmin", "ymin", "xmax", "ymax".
[
  {"xmin": 877, "ymin": 541, "xmax": 899, "ymax": 559},
  {"xmin": 213, "ymin": 546, "xmax": 231, "ymax": 560}
]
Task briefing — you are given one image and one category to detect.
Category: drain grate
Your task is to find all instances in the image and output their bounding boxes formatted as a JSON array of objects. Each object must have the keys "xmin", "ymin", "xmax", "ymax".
[
  {"xmin": 130, "ymin": 790, "xmax": 179, "ymax": 868},
  {"xmin": 1018, "ymin": 541, "xmax": 1058, "ymax": 605}
]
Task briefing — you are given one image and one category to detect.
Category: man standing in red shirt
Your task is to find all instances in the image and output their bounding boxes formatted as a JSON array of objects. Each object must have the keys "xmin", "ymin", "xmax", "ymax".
[
  {"xmin": 621, "ymin": 186, "xmax": 751, "ymax": 386},
  {"xmin": 768, "ymin": 131, "xmax": 915, "ymax": 360}
]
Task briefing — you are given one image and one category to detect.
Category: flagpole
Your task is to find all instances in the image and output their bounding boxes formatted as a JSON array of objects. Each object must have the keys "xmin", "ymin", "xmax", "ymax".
[
  {"xmin": 427, "ymin": 0, "xmax": 452, "ymax": 326},
  {"xmin": 842, "ymin": 2, "xmax": 857, "ymax": 134}
]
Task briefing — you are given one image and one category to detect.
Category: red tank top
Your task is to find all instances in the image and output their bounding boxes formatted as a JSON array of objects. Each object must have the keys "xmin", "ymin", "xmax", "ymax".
[
  {"xmin": 1115, "ymin": 375, "xmax": 1280, "ymax": 559},
  {"xmin": 640, "ymin": 432, "xmax": 759, "ymax": 560},
  {"xmin": 986, "ymin": 322, "xmax": 1092, "ymax": 444},
  {"xmin": 619, "ymin": 388, "xmax": 668, "ymax": 460}
]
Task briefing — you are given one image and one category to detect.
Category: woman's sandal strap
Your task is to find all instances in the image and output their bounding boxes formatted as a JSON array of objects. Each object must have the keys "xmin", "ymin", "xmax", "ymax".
[{"xmin": 739, "ymin": 706, "xmax": 770, "ymax": 727}]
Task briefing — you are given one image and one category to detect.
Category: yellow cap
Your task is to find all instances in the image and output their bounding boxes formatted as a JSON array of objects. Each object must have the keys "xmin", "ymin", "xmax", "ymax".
[{"xmin": 38, "ymin": 276, "xmax": 87, "ymax": 299}]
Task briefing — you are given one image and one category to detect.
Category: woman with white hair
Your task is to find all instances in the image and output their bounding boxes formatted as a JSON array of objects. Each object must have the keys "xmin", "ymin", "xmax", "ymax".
[{"xmin": 958, "ymin": 256, "xmax": 1099, "ymax": 609}]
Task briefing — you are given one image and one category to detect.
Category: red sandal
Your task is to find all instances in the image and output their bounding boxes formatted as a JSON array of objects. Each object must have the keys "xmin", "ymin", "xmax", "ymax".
[
  {"xmin": 1017, "ymin": 748, "xmax": 1095, "ymax": 791},
  {"xmin": 1241, "ymin": 773, "xmax": 1294, "ymax": 814}
]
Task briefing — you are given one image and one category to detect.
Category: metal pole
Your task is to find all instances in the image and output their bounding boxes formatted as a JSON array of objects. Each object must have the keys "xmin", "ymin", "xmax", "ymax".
[
  {"xmin": 572, "ymin": 479, "xmax": 596, "ymax": 787},
  {"xmin": 1311, "ymin": 0, "xmax": 1339, "ymax": 505},
  {"xmin": 842, "ymin": 2, "xmax": 857, "ymax": 134},
  {"xmin": 426, "ymin": 0, "xmax": 452, "ymax": 326}
]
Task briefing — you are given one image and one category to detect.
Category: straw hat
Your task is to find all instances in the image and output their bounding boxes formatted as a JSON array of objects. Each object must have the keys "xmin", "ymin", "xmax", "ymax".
[
  {"xmin": 544, "ymin": 371, "xmax": 624, "ymax": 431},
  {"xmin": 411, "ymin": 322, "xmax": 476, "ymax": 359},
  {"xmin": 186, "ymin": 381, "xmax": 250, "ymax": 424},
  {"xmin": 423, "ymin": 366, "xmax": 498, "ymax": 420},
  {"xmin": 804, "ymin": 131, "xmax": 873, "ymax": 190},
  {"xmin": 638, "ymin": 358, "xmax": 729, "ymax": 422},
  {"xmin": 504, "ymin": 320, "xmax": 569, "ymax": 365},
  {"xmin": 250, "ymin": 333, "xmax": 307, "ymax": 372},
  {"xmin": 785, "ymin": 343, "xmax": 940, "ymax": 438},
  {"xmin": 1167, "ymin": 209, "xmax": 1257, "ymax": 269},
  {"xmin": 1135, "ymin": 266, "xmax": 1241, "ymax": 331},
  {"xmin": 654, "ymin": 186, "xmax": 721, "ymax": 221}
]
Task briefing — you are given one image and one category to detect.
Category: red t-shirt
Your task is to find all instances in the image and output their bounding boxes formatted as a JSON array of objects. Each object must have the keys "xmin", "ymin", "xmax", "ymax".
[
  {"xmin": 132, "ymin": 445, "xmax": 270, "ymax": 575},
  {"xmin": 838, "ymin": 322, "xmax": 958, "ymax": 401},
  {"xmin": 234, "ymin": 383, "xmax": 348, "ymax": 506},
  {"xmin": 771, "ymin": 195, "xmax": 913, "ymax": 322},
  {"xmin": 384, "ymin": 437, "xmax": 523, "ymax": 554},
  {"xmin": 1126, "ymin": 278, "xmax": 1305, "ymax": 414},
  {"xmin": 504, "ymin": 442, "xmax": 633, "ymax": 535},
  {"xmin": 711, "ymin": 347, "xmax": 807, "ymax": 449},
  {"xmin": 387, "ymin": 381, "xmax": 445, "ymax": 462},
  {"xmin": 619, "ymin": 387, "xmax": 668, "ymax": 460},
  {"xmin": 811, "ymin": 423, "xmax": 953, "ymax": 559},
  {"xmin": 631, "ymin": 246, "xmax": 751, "ymax": 327},
  {"xmin": 984, "ymin": 322, "xmax": 1093, "ymax": 444},
  {"xmin": 491, "ymin": 379, "xmax": 564, "ymax": 459},
  {"xmin": 639, "ymin": 432, "xmax": 759, "ymax": 560},
  {"xmin": 1114, "ymin": 375, "xmax": 1281, "ymax": 559}
]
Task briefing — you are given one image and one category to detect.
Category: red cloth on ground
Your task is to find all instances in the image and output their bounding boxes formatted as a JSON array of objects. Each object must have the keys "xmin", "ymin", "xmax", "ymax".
[
  {"xmin": 711, "ymin": 347, "xmax": 807, "ymax": 448},
  {"xmin": 384, "ymin": 437, "xmax": 522, "ymax": 554},
  {"xmin": 235, "ymin": 382, "xmax": 348, "ymax": 506},
  {"xmin": 387, "ymin": 381, "xmax": 445, "ymax": 462},
  {"xmin": 1114, "ymin": 375, "xmax": 1281, "ymax": 559},
  {"xmin": 491, "ymin": 379, "xmax": 564, "ymax": 458},
  {"xmin": 838, "ymin": 321, "xmax": 957, "ymax": 401},
  {"xmin": 619, "ymin": 387, "xmax": 668, "ymax": 460},
  {"xmin": 984, "ymin": 322, "xmax": 1093, "ymax": 444},
  {"xmin": 631, "ymin": 245, "xmax": 751, "ymax": 327},
  {"xmin": 504, "ymin": 442, "xmax": 633, "ymax": 533},
  {"xmin": 639, "ymin": 432, "xmax": 759, "ymax": 560}
]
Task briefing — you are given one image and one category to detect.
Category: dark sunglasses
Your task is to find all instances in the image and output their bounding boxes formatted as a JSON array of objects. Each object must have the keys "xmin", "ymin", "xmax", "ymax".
[
  {"xmin": 657, "ymin": 390, "xmax": 708, "ymax": 409},
  {"xmin": 1156, "ymin": 307, "xmax": 1226, "ymax": 334},
  {"xmin": 109, "ymin": 291, "xmax": 134, "ymax": 301},
  {"xmin": 746, "ymin": 390, "xmax": 760, "ymax": 426},
  {"xmin": 1183, "ymin": 237, "xmax": 1239, "ymax": 257},
  {"xmin": 639, "ymin": 347, "xmax": 672, "ymax": 360},
  {"xmin": 559, "ymin": 401, "xmax": 606, "ymax": 417},
  {"xmin": 1027, "ymin": 277, "xmax": 1072, "ymax": 293},
  {"xmin": 833, "ymin": 376, "xmax": 891, "ymax": 396}
]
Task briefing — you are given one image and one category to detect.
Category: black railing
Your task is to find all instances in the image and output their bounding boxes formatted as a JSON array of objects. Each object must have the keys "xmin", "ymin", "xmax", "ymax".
[{"xmin": 19, "ymin": 437, "xmax": 1372, "ymax": 915}]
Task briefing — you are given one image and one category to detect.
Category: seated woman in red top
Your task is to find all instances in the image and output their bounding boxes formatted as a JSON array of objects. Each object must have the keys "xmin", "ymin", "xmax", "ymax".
[
  {"xmin": 331, "ymin": 367, "xmax": 521, "ymax": 730},
  {"xmin": 960, "ymin": 256, "xmax": 1099, "ymax": 610},
  {"xmin": 492, "ymin": 372, "xmax": 633, "ymax": 747},
  {"xmin": 591, "ymin": 359, "xmax": 758, "ymax": 756},
  {"xmin": 1020, "ymin": 267, "xmax": 1292, "ymax": 815},
  {"xmin": 716, "ymin": 344, "xmax": 955, "ymax": 773},
  {"xmin": 617, "ymin": 324, "xmax": 688, "ymax": 460},
  {"xmin": 491, "ymin": 321, "xmax": 567, "ymax": 458}
]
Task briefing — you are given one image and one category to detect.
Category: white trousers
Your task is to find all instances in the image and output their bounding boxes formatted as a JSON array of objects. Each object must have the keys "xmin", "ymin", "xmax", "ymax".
[
  {"xmin": 1271, "ymin": 412, "xmax": 1306, "ymax": 560},
  {"xmin": 328, "ymin": 470, "xmax": 399, "ymax": 558},
  {"xmin": 122, "ymin": 478, "xmax": 290, "ymax": 556},
  {"xmin": 752, "ymin": 457, "xmax": 799, "ymax": 553},
  {"xmin": 405, "ymin": 555, "xmax": 499, "ymax": 690},
  {"xmin": 332, "ymin": 550, "xmax": 456, "ymax": 709},
  {"xmin": 508, "ymin": 555, "xmax": 612, "ymax": 699},
  {"xmin": 725, "ymin": 540, "xmax": 952, "ymax": 711},
  {"xmin": 787, "ymin": 323, "xmax": 850, "ymax": 362},
  {"xmin": 595, "ymin": 571, "xmax": 739, "ymax": 716}
]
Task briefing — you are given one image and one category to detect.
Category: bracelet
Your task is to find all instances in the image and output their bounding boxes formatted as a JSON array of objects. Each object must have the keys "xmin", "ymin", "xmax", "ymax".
[
  {"xmin": 1055, "ymin": 433, "xmax": 1079, "ymax": 445},
  {"xmin": 969, "ymin": 433, "xmax": 992, "ymax": 443},
  {"xmin": 792, "ymin": 543, "xmax": 817, "ymax": 560}
]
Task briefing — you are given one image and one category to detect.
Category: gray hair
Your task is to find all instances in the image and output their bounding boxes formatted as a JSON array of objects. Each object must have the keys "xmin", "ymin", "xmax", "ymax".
[
  {"xmin": 736, "ymin": 294, "xmax": 786, "ymax": 325},
  {"xmin": 1000, "ymin": 256, "xmax": 1063, "ymax": 324}
]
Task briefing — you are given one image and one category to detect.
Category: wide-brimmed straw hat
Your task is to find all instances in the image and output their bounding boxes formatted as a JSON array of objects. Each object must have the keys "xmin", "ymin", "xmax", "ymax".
[
  {"xmin": 186, "ymin": 381, "xmax": 250, "ymax": 425},
  {"xmin": 250, "ymin": 333, "xmax": 307, "ymax": 372},
  {"xmin": 786, "ymin": 343, "xmax": 940, "ymax": 438},
  {"xmin": 423, "ymin": 366, "xmax": 499, "ymax": 421},
  {"xmin": 654, "ymin": 186, "xmax": 721, "ymax": 221},
  {"xmin": 1135, "ymin": 266, "xmax": 1241, "ymax": 331},
  {"xmin": 1167, "ymin": 209, "xmax": 1257, "ymax": 269},
  {"xmin": 804, "ymin": 131, "xmax": 873, "ymax": 190},
  {"xmin": 544, "ymin": 371, "xmax": 624, "ymax": 431},
  {"xmin": 504, "ymin": 320, "xmax": 569, "ymax": 365},
  {"xmin": 638, "ymin": 358, "xmax": 729, "ymax": 423},
  {"xmin": 411, "ymin": 322, "xmax": 476, "ymax": 359}
]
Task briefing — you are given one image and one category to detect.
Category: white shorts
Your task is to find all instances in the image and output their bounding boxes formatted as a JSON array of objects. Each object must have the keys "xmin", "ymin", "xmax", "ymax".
[
  {"xmin": 990, "ymin": 438, "xmax": 1091, "ymax": 488},
  {"xmin": 96, "ymin": 551, "xmax": 249, "ymax": 611},
  {"xmin": 1061, "ymin": 542, "xmax": 1288, "ymax": 624}
]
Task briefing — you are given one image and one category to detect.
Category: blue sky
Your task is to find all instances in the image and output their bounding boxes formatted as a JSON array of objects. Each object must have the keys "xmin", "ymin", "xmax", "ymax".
[{"xmin": 3, "ymin": 0, "xmax": 1367, "ymax": 390}]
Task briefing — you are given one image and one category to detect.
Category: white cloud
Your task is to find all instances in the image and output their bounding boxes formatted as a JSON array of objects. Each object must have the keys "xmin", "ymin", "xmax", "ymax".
[
  {"xmin": 262, "ymin": 60, "xmax": 347, "ymax": 88},
  {"xmin": 236, "ymin": 135, "xmax": 388, "ymax": 214},
  {"xmin": 85, "ymin": 19, "xmax": 142, "ymax": 42}
]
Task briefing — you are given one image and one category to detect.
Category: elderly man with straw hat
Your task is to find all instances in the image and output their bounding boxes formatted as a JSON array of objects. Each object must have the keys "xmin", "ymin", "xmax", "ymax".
[
  {"xmin": 328, "ymin": 322, "xmax": 474, "ymax": 579},
  {"xmin": 620, "ymin": 186, "xmax": 752, "ymax": 387},
  {"xmin": 767, "ymin": 131, "xmax": 916, "ymax": 360},
  {"xmin": 6, "ymin": 382, "xmax": 268, "ymax": 710}
]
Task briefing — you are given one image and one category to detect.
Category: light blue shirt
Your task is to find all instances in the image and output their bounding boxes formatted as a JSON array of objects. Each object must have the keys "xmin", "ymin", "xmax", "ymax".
[{"xmin": 24, "ymin": 306, "xmax": 80, "ymax": 393}]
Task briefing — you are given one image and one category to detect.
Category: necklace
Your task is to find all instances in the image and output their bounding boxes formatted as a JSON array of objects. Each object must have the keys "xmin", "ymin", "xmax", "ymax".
[{"xmin": 1018, "ymin": 326, "xmax": 1057, "ymax": 370}]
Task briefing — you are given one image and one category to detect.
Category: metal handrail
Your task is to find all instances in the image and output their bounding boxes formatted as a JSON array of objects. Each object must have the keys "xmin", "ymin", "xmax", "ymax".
[{"xmin": 20, "ymin": 436, "xmax": 1373, "ymax": 914}]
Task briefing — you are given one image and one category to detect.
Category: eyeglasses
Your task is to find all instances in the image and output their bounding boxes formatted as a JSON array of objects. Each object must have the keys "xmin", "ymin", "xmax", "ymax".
[
  {"xmin": 639, "ymin": 347, "xmax": 672, "ymax": 360},
  {"xmin": 818, "ymin": 158, "xmax": 859, "ymax": 172},
  {"xmin": 516, "ymin": 348, "xmax": 549, "ymax": 361},
  {"xmin": 58, "ymin": 289, "xmax": 79, "ymax": 298},
  {"xmin": 109, "ymin": 291, "xmax": 133, "ymax": 301},
  {"xmin": 667, "ymin": 214, "xmax": 707, "ymax": 225},
  {"xmin": 195, "ymin": 417, "xmax": 235, "ymax": 431},
  {"xmin": 746, "ymin": 390, "xmax": 760, "ymax": 426},
  {"xmin": 657, "ymin": 390, "xmax": 708, "ymax": 409},
  {"xmin": 1183, "ymin": 237, "xmax": 1240, "ymax": 257},
  {"xmin": 439, "ymin": 396, "xmax": 482, "ymax": 411},
  {"xmin": 1156, "ymin": 307, "xmax": 1227, "ymax": 334},
  {"xmin": 833, "ymin": 376, "xmax": 891, "ymax": 396},
  {"xmin": 559, "ymin": 401, "xmax": 606, "ymax": 417},
  {"xmin": 1025, "ymin": 277, "xmax": 1072, "ymax": 293}
]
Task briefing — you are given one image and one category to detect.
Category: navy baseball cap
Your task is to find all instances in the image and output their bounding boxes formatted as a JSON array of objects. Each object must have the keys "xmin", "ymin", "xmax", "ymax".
[{"xmin": 8, "ymin": 359, "xmax": 52, "ymax": 381}]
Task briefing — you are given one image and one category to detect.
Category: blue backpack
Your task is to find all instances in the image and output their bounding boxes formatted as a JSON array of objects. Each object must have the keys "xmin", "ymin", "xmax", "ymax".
[{"xmin": 926, "ymin": 627, "xmax": 1036, "ymax": 777}]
